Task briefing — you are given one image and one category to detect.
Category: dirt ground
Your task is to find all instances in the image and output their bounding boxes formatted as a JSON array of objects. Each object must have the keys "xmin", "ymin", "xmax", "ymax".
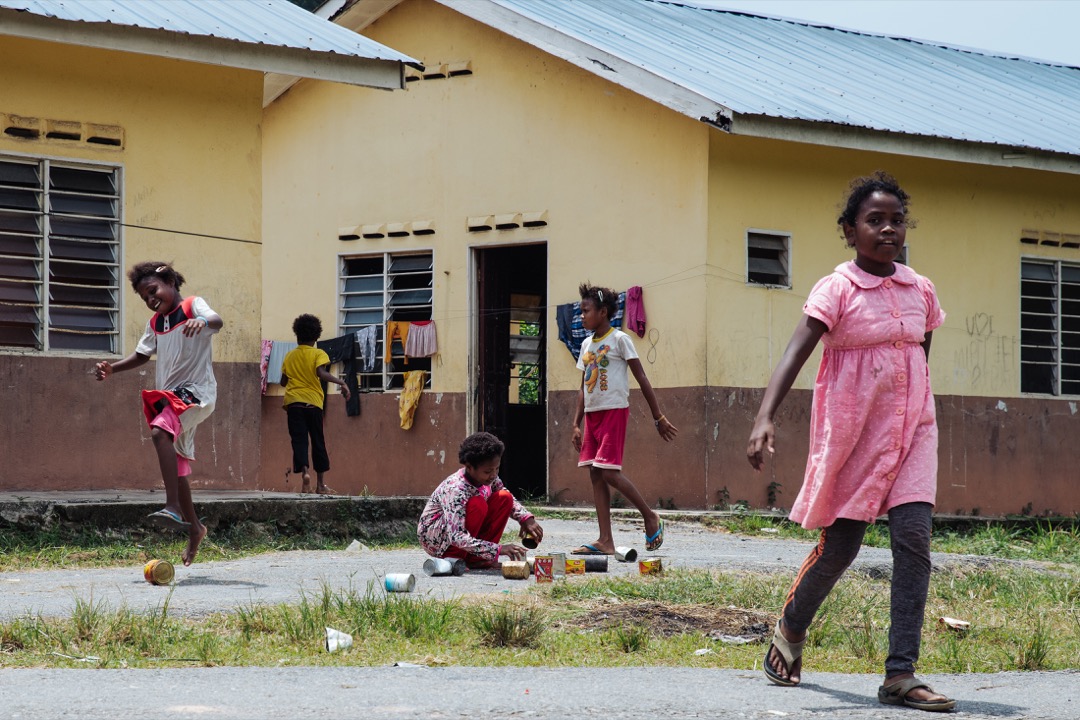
[{"xmin": 560, "ymin": 599, "xmax": 773, "ymax": 641}]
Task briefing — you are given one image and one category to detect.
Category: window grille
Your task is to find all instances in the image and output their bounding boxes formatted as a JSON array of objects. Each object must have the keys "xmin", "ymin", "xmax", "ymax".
[
  {"xmin": 1020, "ymin": 259, "xmax": 1080, "ymax": 395},
  {"xmin": 339, "ymin": 251, "xmax": 433, "ymax": 391},
  {"xmin": 0, "ymin": 156, "xmax": 120, "ymax": 352}
]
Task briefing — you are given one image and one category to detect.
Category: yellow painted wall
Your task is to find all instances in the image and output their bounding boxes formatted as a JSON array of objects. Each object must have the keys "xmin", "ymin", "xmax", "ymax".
[
  {"xmin": 0, "ymin": 36, "xmax": 263, "ymax": 362},
  {"xmin": 707, "ymin": 133, "xmax": 1080, "ymax": 399},
  {"xmin": 261, "ymin": 0, "xmax": 710, "ymax": 395}
]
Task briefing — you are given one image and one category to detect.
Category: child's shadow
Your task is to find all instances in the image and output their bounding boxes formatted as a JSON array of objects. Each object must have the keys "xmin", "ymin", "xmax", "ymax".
[
  {"xmin": 799, "ymin": 682, "xmax": 1025, "ymax": 717},
  {"xmin": 174, "ymin": 576, "xmax": 267, "ymax": 589}
]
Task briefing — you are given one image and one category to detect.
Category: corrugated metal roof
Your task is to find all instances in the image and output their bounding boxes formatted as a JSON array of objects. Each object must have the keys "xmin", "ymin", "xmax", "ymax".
[
  {"xmin": 485, "ymin": 0, "xmax": 1080, "ymax": 157},
  {"xmin": 0, "ymin": 0, "xmax": 419, "ymax": 66}
]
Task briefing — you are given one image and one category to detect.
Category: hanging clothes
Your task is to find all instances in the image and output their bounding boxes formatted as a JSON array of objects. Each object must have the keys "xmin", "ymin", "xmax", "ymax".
[
  {"xmin": 558, "ymin": 292, "xmax": 627, "ymax": 361},
  {"xmin": 317, "ymin": 334, "xmax": 360, "ymax": 417},
  {"xmin": 625, "ymin": 285, "xmax": 647, "ymax": 338},
  {"xmin": 399, "ymin": 370, "xmax": 426, "ymax": 429},
  {"xmin": 355, "ymin": 326, "xmax": 378, "ymax": 372},
  {"xmin": 266, "ymin": 340, "xmax": 297, "ymax": 385},
  {"xmin": 260, "ymin": 339, "xmax": 273, "ymax": 395},
  {"xmin": 385, "ymin": 321, "xmax": 410, "ymax": 366},
  {"xmin": 405, "ymin": 320, "xmax": 438, "ymax": 358}
]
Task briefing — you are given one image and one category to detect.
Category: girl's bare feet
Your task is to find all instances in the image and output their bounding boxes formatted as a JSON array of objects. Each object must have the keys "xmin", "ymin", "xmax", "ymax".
[
  {"xmin": 316, "ymin": 484, "xmax": 336, "ymax": 495},
  {"xmin": 182, "ymin": 520, "xmax": 207, "ymax": 567},
  {"xmin": 301, "ymin": 470, "xmax": 312, "ymax": 494}
]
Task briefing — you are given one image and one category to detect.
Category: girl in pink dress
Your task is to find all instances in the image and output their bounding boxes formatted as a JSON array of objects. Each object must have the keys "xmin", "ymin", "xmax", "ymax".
[{"xmin": 747, "ymin": 172, "xmax": 955, "ymax": 712}]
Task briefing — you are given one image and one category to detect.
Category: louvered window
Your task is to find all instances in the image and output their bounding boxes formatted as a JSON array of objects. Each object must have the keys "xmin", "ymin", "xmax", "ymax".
[
  {"xmin": 1020, "ymin": 259, "xmax": 1080, "ymax": 395},
  {"xmin": 0, "ymin": 157, "xmax": 120, "ymax": 352},
  {"xmin": 340, "ymin": 252, "xmax": 432, "ymax": 391},
  {"xmin": 747, "ymin": 230, "xmax": 790, "ymax": 288}
]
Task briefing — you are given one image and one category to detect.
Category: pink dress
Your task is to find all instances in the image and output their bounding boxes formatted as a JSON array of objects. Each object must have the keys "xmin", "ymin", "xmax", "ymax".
[{"xmin": 790, "ymin": 261, "xmax": 946, "ymax": 529}]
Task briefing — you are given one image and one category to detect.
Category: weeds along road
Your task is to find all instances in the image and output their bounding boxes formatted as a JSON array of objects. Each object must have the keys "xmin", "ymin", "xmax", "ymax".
[
  {"xmin": 2, "ymin": 518, "xmax": 1076, "ymax": 719},
  {"xmin": 0, "ymin": 517, "xmax": 1019, "ymax": 621}
]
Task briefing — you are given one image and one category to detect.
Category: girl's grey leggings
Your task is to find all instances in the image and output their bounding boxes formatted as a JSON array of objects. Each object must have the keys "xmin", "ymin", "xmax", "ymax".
[{"xmin": 782, "ymin": 501, "xmax": 933, "ymax": 677}]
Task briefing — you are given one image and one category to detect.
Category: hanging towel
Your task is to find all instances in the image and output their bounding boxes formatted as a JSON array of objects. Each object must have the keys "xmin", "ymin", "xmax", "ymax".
[
  {"xmin": 625, "ymin": 286, "xmax": 646, "ymax": 338},
  {"xmin": 266, "ymin": 340, "xmax": 297, "ymax": 385},
  {"xmin": 355, "ymin": 326, "xmax": 378, "ymax": 372},
  {"xmin": 317, "ymin": 334, "xmax": 361, "ymax": 417},
  {"xmin": 260, "ymin": 339, "xmax": 273, "ymax": 395},
  {"xmin": 399, "ymin": 370, "xmax": 425, "ymax": 429}
]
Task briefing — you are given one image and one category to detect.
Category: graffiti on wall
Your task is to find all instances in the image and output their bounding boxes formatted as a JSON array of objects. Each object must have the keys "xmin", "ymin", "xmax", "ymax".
[{"xmin": 952, "ymin": 313, "xmax": 1017, "ymax": 392}]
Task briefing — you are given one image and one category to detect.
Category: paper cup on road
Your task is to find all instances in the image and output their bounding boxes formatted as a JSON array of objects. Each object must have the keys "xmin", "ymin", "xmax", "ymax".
[
  {"xmin": 385, "ymin": 573, "xmax": 416, "ymax": 592},
  {"xmin": 325, "ymin": 627, "xmax": 353, "ymax": 652},
  {"xmin": 615, "ymin": 546, "xmax": 638, "ymax": 563}
]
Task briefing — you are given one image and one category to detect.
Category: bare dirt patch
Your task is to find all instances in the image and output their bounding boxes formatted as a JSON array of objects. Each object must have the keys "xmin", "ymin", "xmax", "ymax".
[{"xmin": 560, "ymin": 601, "xmax": 772, "ymax": 641}]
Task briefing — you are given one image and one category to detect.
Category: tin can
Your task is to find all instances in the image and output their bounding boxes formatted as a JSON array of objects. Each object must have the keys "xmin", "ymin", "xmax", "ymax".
[
  {"xmin": 615, "ymin": 546, "xmax": 638, "ymax": 563},
  {"xmin": 384, "ymin": 573, "xmax": 416, "ymax": 592},
  {"xmin": 638, "ymin": 557, "xmax": 663, "ymax": 575},
  {"xmin": 564, "ymin": 558, "xmax": 586, "ymax": 575},
  {"xmin": 143, "ymin": 559, "xmax": 174, "ymax": 585},
  {"xmin": 584, "ymin": 555, "xmax": 609, "ymax": 573},
  {"xmin": 501, "ymin": 560, "xmax": 530, "ymax": 579},
  {"xmin": 550, "ymin": 552, "xmax": 567, "ymax": 576},
  {"xmin": 449, "ymin": 558, "xmax": 467, "ymax": 576},
  {"xmin": 534, "ymin": 555, "xmax": 554, "ymax": 583},
  {"xmin": 421, "ymin": 561, "xmax": 460, "ymax": 578},
  {"xmin": 520, "ymin": 530, "xmax": 539, "ymax": 550}
]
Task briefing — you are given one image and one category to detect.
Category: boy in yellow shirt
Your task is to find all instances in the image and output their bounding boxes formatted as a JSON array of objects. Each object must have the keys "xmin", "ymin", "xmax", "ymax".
[{"xmin": 281, "ymin": 314, "xmax": 350, "ymax": 494}]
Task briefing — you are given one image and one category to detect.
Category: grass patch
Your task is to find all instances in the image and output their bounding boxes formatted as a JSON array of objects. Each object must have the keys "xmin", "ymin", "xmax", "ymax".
[
  {"xmin": 4, "ymin": 566, "xmax": 1077, "ymax": 672},
  {"xmin": 0, "ymin": 523, "xmax": 416, "ymax": 572}
]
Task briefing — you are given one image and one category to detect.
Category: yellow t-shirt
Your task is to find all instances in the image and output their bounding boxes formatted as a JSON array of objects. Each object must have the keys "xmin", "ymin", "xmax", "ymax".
[{"xmin": 282, "ymin": 345, "xmax": 331, "ymax": 409}]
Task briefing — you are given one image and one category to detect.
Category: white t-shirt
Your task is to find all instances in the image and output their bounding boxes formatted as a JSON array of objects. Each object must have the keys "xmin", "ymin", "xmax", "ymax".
[
  {"xmin": 576, "ymin": 328, "xmax": 637, "ymax": 412},
  {"xmin": 135, "ymin": 296, "xmax": 218, "ymax": 407}
]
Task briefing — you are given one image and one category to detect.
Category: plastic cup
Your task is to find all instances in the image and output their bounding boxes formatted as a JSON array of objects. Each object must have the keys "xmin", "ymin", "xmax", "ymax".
[{"xmin": 325, "ymin": 627, "xmax": 353, "ymax": 652}]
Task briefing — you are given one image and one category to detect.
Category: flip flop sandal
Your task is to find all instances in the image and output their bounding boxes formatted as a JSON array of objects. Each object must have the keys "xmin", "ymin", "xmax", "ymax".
[
  {"xmin": 763, "ymin": 619, "xmax": 805, "ymax": 687},
  {"xmin": 645, "ymin": 519, "xmax": 665, "ymax": 551},
  {"xmin": 570, "ymin": 544, "xmax": 611, "ymax": 555},
  {"xmin": 878, "ymin": 676, "xmax": 957, "ymax": 712},
  {"xmin": 146, "ymin": 508, "xmax": 190, "ymax": 531}
]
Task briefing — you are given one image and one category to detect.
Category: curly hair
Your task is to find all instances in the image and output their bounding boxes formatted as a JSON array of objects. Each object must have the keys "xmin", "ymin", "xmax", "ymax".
[
  {"xmin": 292, "ymin": 314, "xmax": 323, "ymax": 344},
  {"xmin": 128, "ymin": 261, "xmax": 185, "ymax": 292},
  {"xmin": 458, "ymin": 431, "xmax": 505, "ymax": 466},
  {"xmin": 578, "ymin": 282, "xmax": 618, "ymax": 321},
  {"xmin": 837, "ymin": 171, "xmax": 915, "ymax": 242}
]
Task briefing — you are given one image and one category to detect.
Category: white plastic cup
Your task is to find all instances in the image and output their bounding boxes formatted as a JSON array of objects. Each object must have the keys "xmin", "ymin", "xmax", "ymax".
[
  {"xmin": 325, "ymin": 627, "xmax": 353, "ymax": 652},
  {"xmin": 385, "ymin": 573, "xmax": 416, "ymax": 592},
  {"xmin": 615, "ymin": 546, "xmax": 638, "ymax": 562},
  {"xmin": 423, "ymin": 558, "xmax": 454, "ymax": 576}
]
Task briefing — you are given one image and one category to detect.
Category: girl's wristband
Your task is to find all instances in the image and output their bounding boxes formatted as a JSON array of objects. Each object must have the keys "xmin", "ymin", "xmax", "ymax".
[
  {"xmin": 654, "ymin": 415, "xmax": 667, "ymax": 427},
  {"xmin": 195, "ymin": 315, "xmax": 209, "ymax": 325}
]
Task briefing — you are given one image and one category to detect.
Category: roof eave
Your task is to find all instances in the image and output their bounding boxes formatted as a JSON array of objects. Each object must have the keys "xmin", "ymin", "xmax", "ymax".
[
  {"xmin": 436, "ymin": 0, "xmax": 734, "ymax": 130},
  {"xmin": 732, "ymin": 114, "xmax": 1080, "ymax": 176},
  {"xmin": 0, "ymin": 7, "xmax": 408, "ymax": 98}
]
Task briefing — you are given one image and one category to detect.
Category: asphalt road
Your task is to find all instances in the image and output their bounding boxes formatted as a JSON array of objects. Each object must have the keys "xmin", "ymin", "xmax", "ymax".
[{"xmin": 1, "ymin": 517, "xmax": 1072, "ymax": 719}]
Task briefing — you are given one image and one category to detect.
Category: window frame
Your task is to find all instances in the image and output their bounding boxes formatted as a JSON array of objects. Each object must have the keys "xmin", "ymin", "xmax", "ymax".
[
  {"xmin": 338, "ymin": 249, "xmax": 434, "ymax": 392},
  {"xmin": 0, "ymin": 151, "xmax": 123, "ymax": 354},
  {"xmin": 1019, "ymin": 256, "xmax": 1080, "ymax": 397},
  {"xmin": 745, "ymin": 228, "xmax": 791, "ymax": 289}
]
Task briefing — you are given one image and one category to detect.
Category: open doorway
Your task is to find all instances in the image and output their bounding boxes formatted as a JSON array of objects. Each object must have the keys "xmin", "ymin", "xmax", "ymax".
[{"xmin": 475, "ymin": 244, "xmax": 547, "ymax": 499}]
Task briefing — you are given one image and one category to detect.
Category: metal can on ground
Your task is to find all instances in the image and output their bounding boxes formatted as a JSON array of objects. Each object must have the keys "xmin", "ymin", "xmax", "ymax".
[
  {"xmin": 501, "ymin": 560, "xmax": 530, "ymax": 579},
  {"xmin": 550, "ymin": 552, "xmax": 567, "ymax": 576},
  {"xmin": 421, "ymin": 561, "xmax": 464, "ymax": 578},
  {"xmin": 615, "ymin": 546, "xmax": 638, "ymax": 563},
  {"xmin": 385, "ymin": 573, "xmax": 416, "ymax": 592},
  {"xmin": 143, "ymin": 559, "xmax": 174, "ymax": 585},
  {"xmin": 520, "ymin": 531, "xmax": 538, "ymax": 550},
  {"xmin": 584, "ymin": 555, "xmax": 609, "ymax": 573},
  {"xmin": 534, "ymin": 555, "xmax": 554, "ymax": 583},
  {"xmin": 564, "ymin": 558, "xmax": 586, "ymax": 575},
  {"xmin": 638, "ymin": 557, "xmax": 664, "ymax": 575}
]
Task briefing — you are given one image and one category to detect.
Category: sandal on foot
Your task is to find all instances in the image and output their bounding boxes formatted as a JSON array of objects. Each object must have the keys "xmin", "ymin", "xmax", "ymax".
[
  {"xmin": 763, "ymin": 619, "xmax": 804, "ymax": 687},
  {"xmin": 571, "ymin": 544, "xmax": 611, "ymax": 556},
  {"xmin": 878, "ymin": 676, "xmax": 956, "ymax": 712},
  {"xmin": 146, "ymin": 508, "xmax": 190, "ymax": 531},
  {"xmin": 645, "ymin": 519, "xmax": 665, "ymax": 551}
]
